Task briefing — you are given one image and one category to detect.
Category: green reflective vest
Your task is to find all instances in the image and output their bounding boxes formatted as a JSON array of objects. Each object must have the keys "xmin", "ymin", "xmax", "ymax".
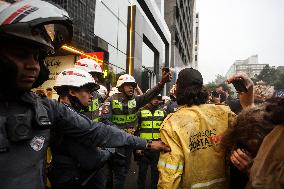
[
  {"xmin": 81, "ymin": 92, "xmax": 101, "ymax": 123},
  {"xmin": 110, "ymin": 98, "xmax": 138, "ymax": 129},
  {"xmin": 139, "ymin": 108, "xmax": 165, "ymax": 140}
]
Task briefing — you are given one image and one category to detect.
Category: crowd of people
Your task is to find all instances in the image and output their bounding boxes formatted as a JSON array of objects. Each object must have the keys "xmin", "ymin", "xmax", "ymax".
[{"xmin": 0, "ymin": 1, "xmax": 283, "ymax": 189}]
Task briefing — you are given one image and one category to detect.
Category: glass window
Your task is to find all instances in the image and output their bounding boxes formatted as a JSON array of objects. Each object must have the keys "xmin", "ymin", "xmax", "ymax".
[
  {"xmin": 101, "ymin": 0, "xmax": 119, "ymax": 16},
  {"xmin": 118, "ymin": 21, "xmax": 128, "ymax": 54},
  {"xmin": 94, "ymin": 1, "xmax": 118, "ymax": 47},
  {"xmin": 141, "ymin": 42, "xmax": 156, "ymax": 92},
  {"xmin": 142, "ymin": 42, "xmax": 155, "ymax": 69},
  {"xmin": 118, "ymin": 0, "xmax": 130, "ymax": 25},
  {"xmin": 106, "ymin": 45, "xmax": 126, "ymax": 87}
]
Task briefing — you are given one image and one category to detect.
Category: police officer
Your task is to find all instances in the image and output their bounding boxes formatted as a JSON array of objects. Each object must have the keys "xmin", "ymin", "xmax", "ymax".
[
  {"xmin": 0, "ymin": 1, "xmax": 170, "ymax": 189},
  {"xmin": 136, "ymin": 94, "xmax": 167, "ymax": 189},
  {"xmin": 101, "ymin": 73, "xmax": 171, "ymax": 189},
  {"xmin": 75, "ymin": 58, "xmax": 105, "ymax": 123}
]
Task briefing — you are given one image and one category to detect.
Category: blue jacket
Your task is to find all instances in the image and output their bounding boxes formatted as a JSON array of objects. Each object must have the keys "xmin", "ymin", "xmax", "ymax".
[{"xmin": 0, "ymin": 92, "xmax": 147, "ymax": 189}]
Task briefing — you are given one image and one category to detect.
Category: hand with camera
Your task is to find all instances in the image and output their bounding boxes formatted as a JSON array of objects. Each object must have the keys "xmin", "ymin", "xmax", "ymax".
[
  {"xmin": 160, "ymin": 67, "xmax": 172, "ymax": 85},
  {"xmin": 146, "ymin": 140, "xmax": 171, "ymax": 152},
  {"xmin": 227, "ymin": 72, "xmax": 254, "ymax": 109}
]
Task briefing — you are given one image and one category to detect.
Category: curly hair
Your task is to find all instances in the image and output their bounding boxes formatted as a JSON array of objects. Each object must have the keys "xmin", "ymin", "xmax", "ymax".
[
  {"xmin": 176, "ymin": 84, "xmax": 209, "ymax": 106},
  {"xmin": 221, "ymin": 97, "xmax": 284, "ymax": 157},
  {"xmin": 264, "ymin": 97, "xmax": 284, "ymax": 125}
]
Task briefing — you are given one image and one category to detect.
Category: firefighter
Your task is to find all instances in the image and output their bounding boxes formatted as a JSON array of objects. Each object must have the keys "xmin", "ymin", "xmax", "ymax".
[
  {"xmin": 0, "ymin": 1, "xmax": 170, "ymax": 189},
  {"xmin": 157, "ymin": 68, "xmax": 254, "ymax": 189},
  {"xmin": 101, "ymin": 73, "xmax": 171, "ymax": 189},
  {"xmin": 49, "ymin": 67, "xmax": 110, "ymax": 189},
  {"xmin": 136, "ymin": 93, "xmax": 167, "ymax": 189},
  {"xmin": 75, "ymin": 58, "xmax": 105, "ymax": 123}
]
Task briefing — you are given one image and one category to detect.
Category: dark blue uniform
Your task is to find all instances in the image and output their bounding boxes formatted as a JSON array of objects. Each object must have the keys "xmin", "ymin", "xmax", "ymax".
[{"xmin": 0, "ymin": 92, "xmax": 147, "ymax": 189}]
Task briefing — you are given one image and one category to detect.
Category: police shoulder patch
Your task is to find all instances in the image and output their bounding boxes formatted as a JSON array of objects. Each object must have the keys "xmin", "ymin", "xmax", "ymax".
[{"xmin": 30, "ymin": 136, "xmax": 45, "ymax": 152}]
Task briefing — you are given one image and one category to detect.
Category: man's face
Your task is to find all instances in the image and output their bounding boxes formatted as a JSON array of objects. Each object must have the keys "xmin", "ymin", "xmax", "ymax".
[
  {"xmin": 150, "ymin": 97, "xmax": 161, "ymax": 107},
  {"xmin": 69, "ymin": 87, "xmax": 93, "ymax": 107},
  {"xmin": 0, "ymin": 44, "xmax": 40, "ymax": 91},
  {"xmin": 122, "ymin": 83, "xmax": 135, "ymax": 97}
]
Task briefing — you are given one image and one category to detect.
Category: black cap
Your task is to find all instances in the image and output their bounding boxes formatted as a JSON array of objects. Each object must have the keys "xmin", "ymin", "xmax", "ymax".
[{"xmin": 177, "ymin": 68, "xmax": 203, "ymax": 86}]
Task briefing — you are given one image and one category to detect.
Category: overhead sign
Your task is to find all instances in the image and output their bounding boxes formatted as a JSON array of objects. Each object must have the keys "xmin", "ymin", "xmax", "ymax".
[{"xmin": 80, "ymin": 52, "xmax": 104, "ymax": 69}]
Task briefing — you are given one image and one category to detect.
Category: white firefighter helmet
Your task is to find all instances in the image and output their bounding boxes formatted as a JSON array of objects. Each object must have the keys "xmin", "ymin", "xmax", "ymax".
[
  {"xmin": 75, "ymin": 58, "xmax": 103, "ymax": 74},
  {"xmin": 97, "ymin": 85, "xmax": 108, "ymax": 99},
  {"xmin": 116, "ymin": 74, "xmax": 137, "ymax": 88},
  {"xmin": 54, "ymin": 68, "xmax": 99, "ymax": 92},
  {"xmin": 0, "ymin": 0, "xmax": 73, "ymax": 54}
]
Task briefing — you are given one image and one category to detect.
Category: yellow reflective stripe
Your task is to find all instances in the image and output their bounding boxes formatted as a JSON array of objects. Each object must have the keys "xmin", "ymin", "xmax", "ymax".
[
  {"xmin": 112, "ymin": 100, "xmax": 122, "ymax": 110},
  {"xmin": 141, "ymin": 109, "xmax": 152, "ymax": 117},
  {"xmin": 140, "ymin": 133, "xmax": 154, "ymax": 140},
  {"xmin": 153, "ymin": 121, "xmax": 162, "ymax": 128},
  {"xmin": 128, "ymin": 99, "xmax": 136, "ymax": 108},
  {"xmin": 141, "ymin": 121, "xmax": 153, "ymax": 128},
  {"xmin": 158, "ymin": 161, "xmax": 184, "ymax": 173},
  {"xmin": 154, "ymin": 110, "xmax": 164, "ymax": 117},
  {"xmin": 191, "ymin": 178, "xmax": 226, "ymax": 189},
  {"xmin": 47, "ymin": 147, "xmax": 52, "ymax": 164},
  {"xmin": 112, "ymin": 114, "xmax": 137, "ymax": 124},
  {"xmin": 141, "ymin": 121, "xmax": 162, "ymax": 129},
  {"xmin": 153, "ymin": 133, "xmax": 160, "ymax": 139}
]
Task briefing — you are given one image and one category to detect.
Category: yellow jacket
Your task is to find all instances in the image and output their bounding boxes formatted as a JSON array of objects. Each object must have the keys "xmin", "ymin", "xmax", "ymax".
[{"xmin": 157, "ymin": 104, "xmax": 236, "ymax": 189}]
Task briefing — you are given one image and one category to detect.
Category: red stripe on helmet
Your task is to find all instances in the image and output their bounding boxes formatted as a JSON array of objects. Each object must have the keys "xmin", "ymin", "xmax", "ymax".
[{"xmin": 2, "ymin": 4, "xmax": 31, "ymax": 25}]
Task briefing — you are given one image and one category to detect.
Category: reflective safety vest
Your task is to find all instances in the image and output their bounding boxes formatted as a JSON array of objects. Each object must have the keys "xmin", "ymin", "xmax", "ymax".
[
  {"xmin": 139, "ymin": 108, "xmax": 165, "ymax": 140},
  {"xmin": 81, "ymin": 92, "xmax": 101, "ymax": 123},
  {"xmin": 111, "ymin": 98, "xmax": 138, "ymax": 129}
]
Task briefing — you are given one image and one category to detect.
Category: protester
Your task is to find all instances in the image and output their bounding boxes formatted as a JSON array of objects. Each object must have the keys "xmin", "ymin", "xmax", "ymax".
[
  {"xmin": 157, "ymin": 68, "xmax": 254, "ymax": 189},
  {"xmin": 216, "ymin": 83, "xmax": 242, "ymax": 114},
  {"xmin": 222, "ymin": 97, "xmax": 284, "ymax": 189},
  {"xmin": 163, "ymin": 84, "xmax": 178, "ymax": 114},
  {"xmin": 254, "ymin": 80, "xmax": 274, "ymax": 104}
]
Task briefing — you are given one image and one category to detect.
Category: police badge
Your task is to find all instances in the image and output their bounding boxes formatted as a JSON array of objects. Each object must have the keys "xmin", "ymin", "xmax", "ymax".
[{"xmin": 30, "ymin": 136, "xmax": 45, "ymax": 151}]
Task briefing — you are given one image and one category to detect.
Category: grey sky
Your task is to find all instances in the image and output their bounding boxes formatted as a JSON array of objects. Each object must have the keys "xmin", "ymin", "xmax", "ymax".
[{"xmin": 196, "ymin": 0, "xmax": 284, "ymax": 83}]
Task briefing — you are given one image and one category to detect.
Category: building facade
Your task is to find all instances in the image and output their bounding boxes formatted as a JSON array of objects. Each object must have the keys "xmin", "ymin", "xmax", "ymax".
[
  {"xmin": 226, "ymin": 55, "xmax": 269, "ymax": 78},
  {"xmin": 192, "ymin": 12, "xmax": 199, "ymax": 69},
  {"xmin": 44, "ymin": 0, "xmax": 171, "ymax": 94},
  {"xmin": 164, "ymin": 0, "xmax": 195, "ymax": 68}
]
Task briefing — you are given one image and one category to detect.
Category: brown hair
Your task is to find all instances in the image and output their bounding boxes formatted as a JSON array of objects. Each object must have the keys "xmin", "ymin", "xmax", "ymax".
[
  {"xmin": 221, "ymin": 104, "xmax": 274, "ymax": 157},
  {"xmin": 176, "ymin": 84, "xmax": 209, "ymax": 106}
]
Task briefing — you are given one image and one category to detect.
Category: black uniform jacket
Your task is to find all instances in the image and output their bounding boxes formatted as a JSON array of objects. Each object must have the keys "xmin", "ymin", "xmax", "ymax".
[{"xmin": 0, "ymin": 92, "xmax": 146, "ymax": 189}]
